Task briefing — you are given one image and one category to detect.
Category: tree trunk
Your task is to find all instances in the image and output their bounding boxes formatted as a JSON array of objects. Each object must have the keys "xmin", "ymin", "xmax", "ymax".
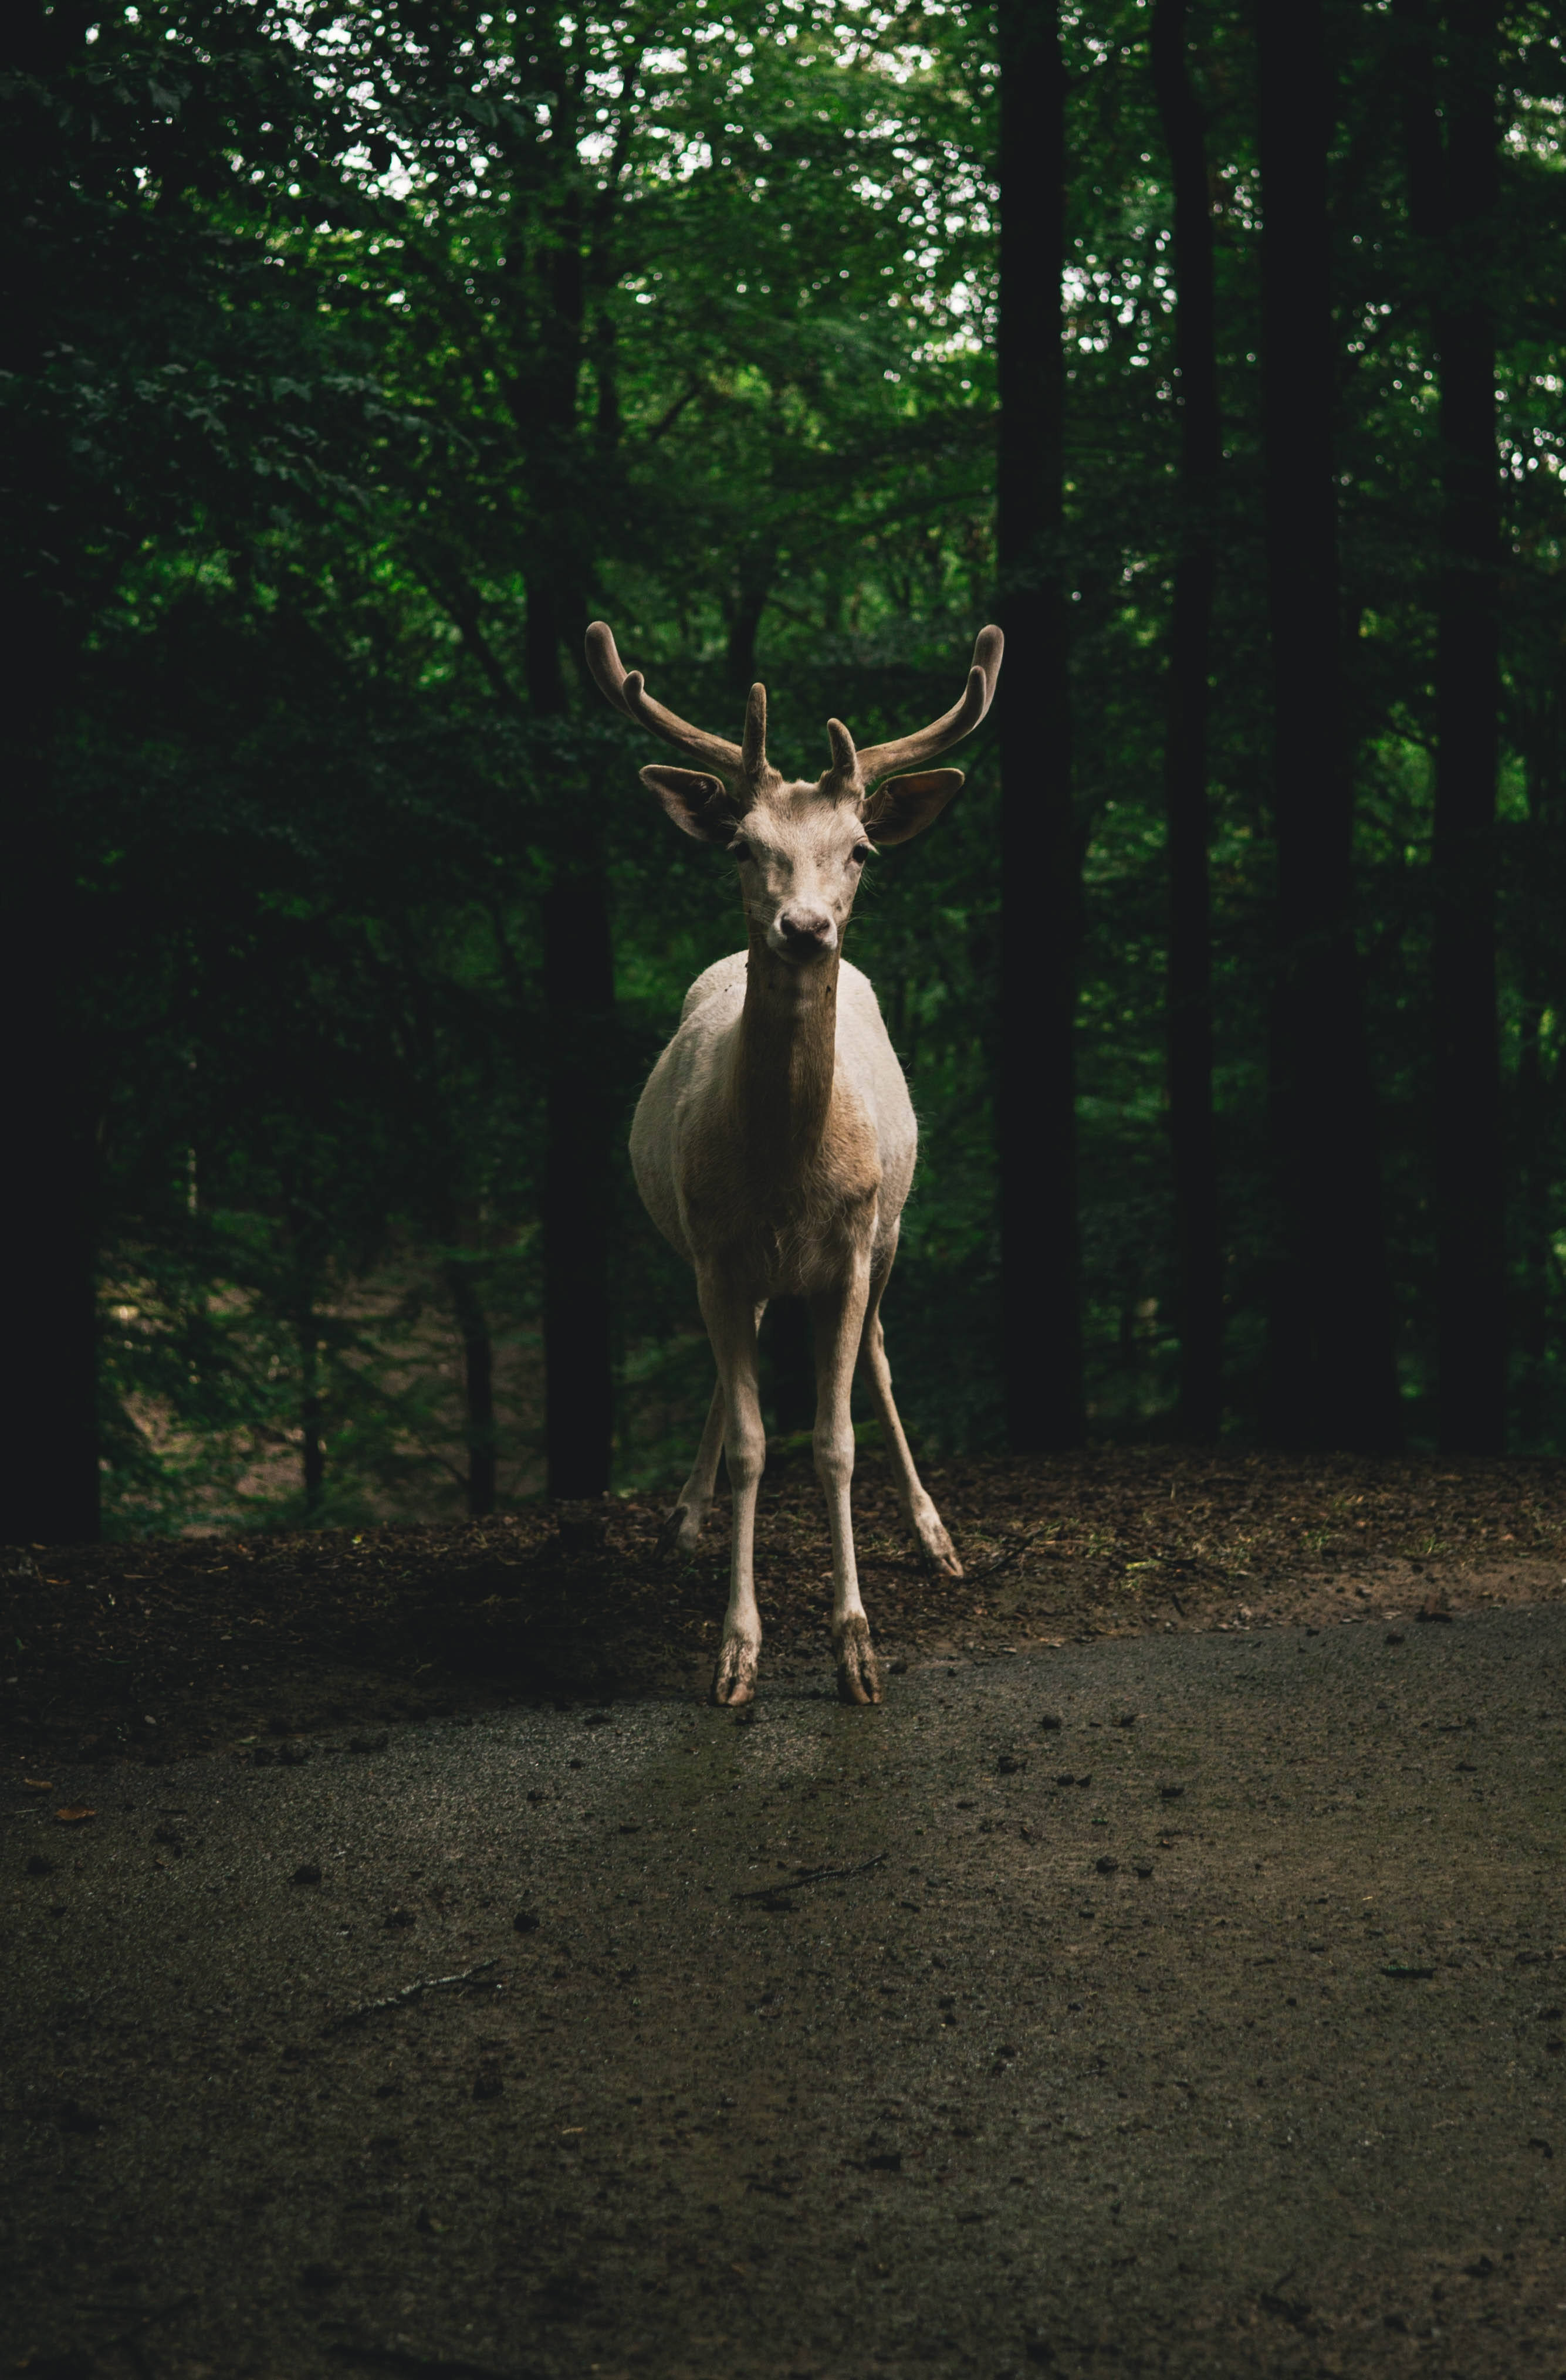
[
  {"xmin": 725, "ymin": 559, "xmax": 772, "ymax": 695},
  {"xmin": 441, "ymin": 554, "xmax": 617, "ymax": 1505},
  {"xmin": 1, "ymin": 875, "xmax": 102, "ymax": 1544},
  {"xmin": 4, "ymin": 637, "xmax": 101, "ymax": 1545},
  {"xmin": 1432, "ymin": 1, "xmax": 1505, "ymax": 1451},
  {"xmin": 1255, "ymin": 0, "xmax": 1402, "ymax": 1450},
  {"xmin": 296, "ymin": 1313, "xmax": 324, "ymax": 1515},
  {"xmin": 1515, "ymin": 996, "xmax": 1549, "ymax": 1445},
  {"xmin": 518, "ymin": 152, "xmax": 619, "ymax": 1498},
  {"xmin": 534, "ymin": 565, "xmax": 617, "ymax": 1499},
  {"xmin": 1151, "ymin": 0, "xmax": 1223, "ymax": 1443},
  {"xmin": 996, "ymin": 0, "xmax": 1084, "ymax": 1451},
  {"xmin": 0, "ymin": 7, "xmax": 102, "ymax": 1543},
  {"xmin": 1513, "ymin": 658, "xmax": 1561, "ymax": 1447},
  {"xmin": 444, "ymin": 1257, "xmax": 498, "ymax": 1518}
]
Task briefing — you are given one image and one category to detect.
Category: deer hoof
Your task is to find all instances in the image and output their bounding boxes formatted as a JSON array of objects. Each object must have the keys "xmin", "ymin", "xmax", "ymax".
[
  {"xmin": 713, "ymin": 1633, "xmax": 759, "ymax": 1705},
  {"xmin": 657, "ymin": 1504, "xmax": 697, "ymax": 1559},
  {"xmin": 916, "ymin": 1515, "xmax": 962, "ymax": 1577},
  {"xmin": 834, "ymin": 1616, "xmax": 881, "ymax": 1706}
]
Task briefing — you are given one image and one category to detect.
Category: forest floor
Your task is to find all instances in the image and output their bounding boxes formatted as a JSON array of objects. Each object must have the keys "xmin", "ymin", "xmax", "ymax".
[{"xmin": 4, "ymin": 1445, "xmax": 1565, "ymax": 1770}]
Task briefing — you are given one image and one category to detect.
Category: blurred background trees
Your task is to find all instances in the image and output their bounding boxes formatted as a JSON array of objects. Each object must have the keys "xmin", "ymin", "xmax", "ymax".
[{"xmin": 2, "ymin": 0, "xmax": 1562, "ymax": 1541}]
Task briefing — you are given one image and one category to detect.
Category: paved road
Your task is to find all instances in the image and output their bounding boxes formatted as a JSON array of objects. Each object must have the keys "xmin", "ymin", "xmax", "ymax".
[{"xmin": 5, "ymin": 1607, "xmax": 1565, "ymax": 2380}]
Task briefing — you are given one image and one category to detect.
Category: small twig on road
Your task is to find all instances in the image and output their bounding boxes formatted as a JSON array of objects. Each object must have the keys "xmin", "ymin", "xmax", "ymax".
[
  {"xmin": 331, "ymin": 2346, "xmax": 540, "ymax": 2380},
  {"xmin": 734, "ymin": 1853, "xmax": 886, "ymax": 1904},
  {"xmin": 975, "ymin": 1526, "xmax": 1050, "ymax": 1579},
  {"xmin": 323, "ymin": 1958, "xmax": 500, "ymax": 2033}
]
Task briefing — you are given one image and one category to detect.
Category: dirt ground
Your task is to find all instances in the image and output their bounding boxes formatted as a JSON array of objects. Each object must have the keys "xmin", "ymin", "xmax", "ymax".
[
  {"xmin": 5, "ymin": 1448, "xmax": 1566, "ymax": 1772},
  {"xmin": 4, "ymin": 1600, "xmax": 1564, "ymax": 2380}
]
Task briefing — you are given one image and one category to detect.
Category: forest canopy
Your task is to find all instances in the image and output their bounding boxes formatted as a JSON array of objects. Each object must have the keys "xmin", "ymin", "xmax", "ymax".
[{"xmin": 4, "ymin": 0, "xmax": 1563, "ymax": 1541}]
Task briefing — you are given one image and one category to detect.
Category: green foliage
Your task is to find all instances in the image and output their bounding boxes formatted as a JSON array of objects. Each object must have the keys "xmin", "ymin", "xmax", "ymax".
[{"xmin": 4, "ymin": 0, "xmax": 1564, "ymax": 1529}]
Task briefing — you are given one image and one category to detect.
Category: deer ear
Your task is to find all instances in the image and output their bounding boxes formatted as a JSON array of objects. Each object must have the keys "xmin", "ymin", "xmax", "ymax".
[
  {"xmin": 860, "ymin": 768, "xmax": 964, "ymax": 845},
  {"xmin": 640, "ymin": 766, "xmax": 741, "ymax": 844}
]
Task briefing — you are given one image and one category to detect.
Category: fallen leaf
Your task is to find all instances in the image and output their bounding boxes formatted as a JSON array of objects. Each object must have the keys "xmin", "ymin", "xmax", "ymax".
[
  {"xmin": 55, "ymin": 1806, "xmax": 97, "ymax": 1825},
  {"xmin": 23, "ymin": 1779, "xmax": 53, "ymax": 1792}
]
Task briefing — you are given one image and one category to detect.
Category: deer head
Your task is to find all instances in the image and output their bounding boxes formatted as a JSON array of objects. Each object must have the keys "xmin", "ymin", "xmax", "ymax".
[{"xmin": 584, "ymin": 622, "xmax": 1004, "ymax": 964}]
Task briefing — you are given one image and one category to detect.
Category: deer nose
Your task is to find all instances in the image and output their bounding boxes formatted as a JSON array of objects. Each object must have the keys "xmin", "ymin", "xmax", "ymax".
[{"xmin": 779, "ymin": 907, "xmax": 834, "ymax": 953}]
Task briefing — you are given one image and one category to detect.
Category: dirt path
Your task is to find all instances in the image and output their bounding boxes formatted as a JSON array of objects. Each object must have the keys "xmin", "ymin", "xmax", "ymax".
[
  {"xmin": 6, "ymin": 1447, "xmax": 1566, "ymax": 1771},
  {"xmin": 5, "ymin": 1601, "xmax": 1564, "ymax": 2378}
]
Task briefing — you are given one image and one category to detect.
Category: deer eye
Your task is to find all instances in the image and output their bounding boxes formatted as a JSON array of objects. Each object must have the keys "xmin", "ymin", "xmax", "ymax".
[
  {"xmin": 730, "ymin": 835, "xmax": 753, "ymax": 860},
  {"xmin": 851, "ymin": 844, "xmax": 872, "ymax": 865}
]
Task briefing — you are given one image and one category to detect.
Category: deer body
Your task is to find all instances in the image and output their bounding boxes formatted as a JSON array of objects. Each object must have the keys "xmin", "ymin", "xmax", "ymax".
[
  {"xmin": 631, "ymin": 946, "xmax": 911, "ymax": 1292},
  {"xmin": 588, "ymin": 622, "xmax": 1003, "ymax": 1703}
]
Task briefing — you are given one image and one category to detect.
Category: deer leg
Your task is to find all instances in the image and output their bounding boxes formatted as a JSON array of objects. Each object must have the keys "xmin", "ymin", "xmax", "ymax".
[
  {"xmin": 698, "ymin": 1279, "xmax": 767, "ymax": 1706},
  {"xmin": 857, "ymin": 1268, "xmax": 962, "ymax": 1577},
  {"xmin": 657, "ymin": 1377, "xmax": 727, "ymax": 1558},
  {"xmin": 810, "ymin": 1264, "xmax": 878, "ymax": 1705}
]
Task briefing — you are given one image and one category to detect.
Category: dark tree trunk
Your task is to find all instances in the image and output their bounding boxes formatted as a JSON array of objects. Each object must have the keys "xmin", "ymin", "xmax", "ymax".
[
  {"xmin": 1515, "ymin": 996, "xmax": 1550, "ymax": 1445},
  {"xmin": 4, "ymin": 615, "xmax": 101, "ymax": 1548},
  {"xmin": 996, "ymin": 0, "xmax": 1084, "ymax": 1451},
  {"xmin": 0, "ymin": 7, "xmax": 102, "ymax": 1544},
  {"xmin": 1398, "ymin": 0, "xmax": 1506, "ymax": 1449},
  {"xmin": 541, "ymin": 859, "xmax": 615, "ymax": 1498},
  {"xmin": 725, "ymin": 561, "xmax": 772, "ymax": 695},
  {"xmin": 533, "ymin": 565, "xmax": 617, "ymax": 1498},
  {"xmin": 1433, "ymin": 4, "xmax": 1505, "ymax": 1451},
  {"xmin": 1513, "ymin": 664, "xmax": 1562, "ymax": 1446},
  {"xmin": 2, "ymin": 849, "xmax": 102, "ymax": 1544},
  {"xmin": 1255, "ymin": 0, "xmax": 1402, "ymax": 1450},
  {"xmin": 449, "ymin": 556, "xmax": 617, "ymax": 1504},
  {"xmin": 296, "ymin": 1315, "xmax": 324, "ymax": 1514},
  {"xmin": 1151, "ymin": 0, "xmax": 1223, "ymax": 1443},
  {"xmin": 516, "ymin": 127, "xmax": 619, "ymax": 1498},
  {"xmin": 444, "ymin": 1258, "xmax": 498, "ymax": 1518}
]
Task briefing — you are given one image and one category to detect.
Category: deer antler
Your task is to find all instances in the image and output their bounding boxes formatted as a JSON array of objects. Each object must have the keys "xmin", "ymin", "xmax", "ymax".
[
  {"xmin": 821, "ymin": 625, "xmax": 1004, "ymax": 795},
  {"xmin": 585, "ymin": 621, "xmax": 769, "ymax": 788}
]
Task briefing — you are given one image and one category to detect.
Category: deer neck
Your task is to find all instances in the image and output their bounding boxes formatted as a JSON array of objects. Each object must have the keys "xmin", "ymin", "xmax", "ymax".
[{"xmin": 733, "ymin": 924, "xmax": 840, "ymax": 1180}]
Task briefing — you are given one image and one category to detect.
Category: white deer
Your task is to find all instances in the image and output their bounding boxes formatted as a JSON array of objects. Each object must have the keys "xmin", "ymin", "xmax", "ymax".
[{"xmin": 586, "ymin": 622, "xmax": 1003, "ymax": 1705}]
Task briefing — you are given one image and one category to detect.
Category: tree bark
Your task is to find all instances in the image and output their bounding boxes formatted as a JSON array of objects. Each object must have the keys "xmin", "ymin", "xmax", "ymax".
[
  {"xmin": 1433, "ymin": 2, "xmax": 1505, "ymax": 1451},
  {"xmin": 1255, "ymin": 0, "xmax": 1402, "ymax": 1450},
  {"xmin": 996, "ymin": 0, "xmax": 1084, "ymax": 1451},
  {"xmin": 725, "ymin": 554, "xmax": 773, "ymax": 696},
  {"xmin": 1, "ymin": 846, "xmax": 102, "ymax": 1545},
  {"xmin": 1512, "ymin": 658, "xmax": 1561, "ymax": 1447},
  {"xmin": 296, "ymin": 1312, "xmax": 324, "ymax": 1515},
  {"xmin": 1151, "ymin": 0, "xmax": 1223, "ymax": 1443},
  {"xmin": 1397, "ymin": 0, "xmax": 1506, "ymax": 1449},
  {"xmin": 1515, "ymin": 994, "xmax": 1550, "ymax": 1445},
  {"xmin": 0, "ymin": 4, "xmax": 102, "ymax": 1543},
  {"xmin": 444, "ymin": 1257, "xmax": 498, "ymax": 1517},
  {"xmin": 512, "ymin": 66, "xmax": 618, "ymax": 1499},
  {"xmin": 533, "ymin": 561, "xmax": 617, "ymax": 1499}
]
